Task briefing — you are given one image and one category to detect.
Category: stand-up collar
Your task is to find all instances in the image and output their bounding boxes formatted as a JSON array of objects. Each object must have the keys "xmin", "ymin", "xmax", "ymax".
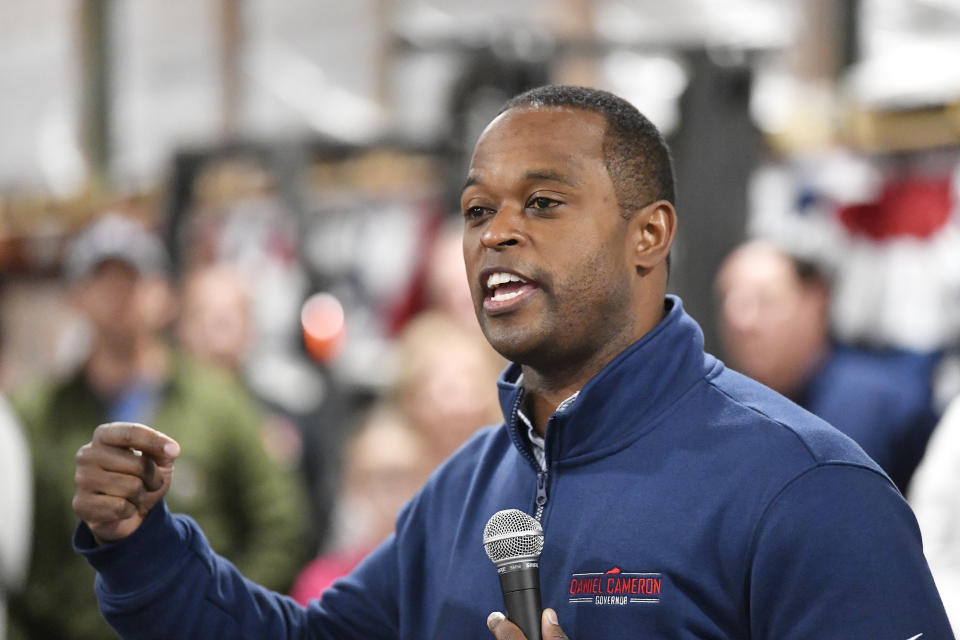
[{"xmin": 496, "ymin": 295, "xmax": 717, "ymax": 465}]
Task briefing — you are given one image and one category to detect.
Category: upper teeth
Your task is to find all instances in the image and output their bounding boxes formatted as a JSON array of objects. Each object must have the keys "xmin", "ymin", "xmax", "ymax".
[{"xmin": 487, "ymin": 272, "xmax": 527, "ymax": 289}]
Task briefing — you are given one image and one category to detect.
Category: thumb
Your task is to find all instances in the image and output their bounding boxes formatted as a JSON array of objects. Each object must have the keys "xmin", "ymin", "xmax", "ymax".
[
  {"xmin": 542, "ymin": 609, "xmax": 569, "ymax": 639},
  {"xmin": 487, "ymin": 612, "xmax": 526, "ymax": 640},
  {"xmin": 142, "ymin": 454, "xmax": 175, "ymax": 493}
]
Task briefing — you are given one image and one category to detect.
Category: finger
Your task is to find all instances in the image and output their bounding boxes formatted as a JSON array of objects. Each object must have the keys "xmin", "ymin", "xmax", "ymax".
[
  {"xmin": 75, "ymin": 441, "xmax": 166, "ymax": 494},
  {"xmin": 542, "ymin": 609, "xmax": 569, "ymax": 639},
  {"xmin": 76, "ymin": 441, "xmax": 152, "ymax": 478},
  {"xmin": 486, "ymin": 612, "xmax": 527, "ymax": 640},
  {"xmin": 74, "ymin": 467, "xmax": 146, "ymax": 504},
  {"xmin": 73, "ymin": 492, "xmax": 138, "ymax": 524},
  {"xmin": 93, "ymin": 422, "xmax": 180, "ymax": 465}
]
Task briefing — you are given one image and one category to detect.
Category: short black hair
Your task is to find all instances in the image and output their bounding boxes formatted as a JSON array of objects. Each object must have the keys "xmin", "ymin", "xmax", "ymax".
[{"xmin": 500, "ymin": 85, "xmax": 676, "ymax": 217}]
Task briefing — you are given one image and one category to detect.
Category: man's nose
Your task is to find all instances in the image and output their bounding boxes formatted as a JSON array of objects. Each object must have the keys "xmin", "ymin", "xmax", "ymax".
[{"xmin": 480, "ymin": 206, "xmax": 525, "ymax": 249}]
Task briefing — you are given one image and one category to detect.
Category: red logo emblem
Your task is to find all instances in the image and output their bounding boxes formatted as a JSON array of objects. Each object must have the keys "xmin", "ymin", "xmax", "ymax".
[{"xmin": 568, "ymin": 567, "xmax": 662, "ymax": 606}]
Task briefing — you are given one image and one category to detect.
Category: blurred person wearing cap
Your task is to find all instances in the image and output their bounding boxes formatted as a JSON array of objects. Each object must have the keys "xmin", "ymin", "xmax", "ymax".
[
  {"xmin": 10, "ymin": 214, "xmax": 308, "ymax": 640},
  {"xmin": 715, "ymin": 239, "xmax": 940, "ymax": 493}
]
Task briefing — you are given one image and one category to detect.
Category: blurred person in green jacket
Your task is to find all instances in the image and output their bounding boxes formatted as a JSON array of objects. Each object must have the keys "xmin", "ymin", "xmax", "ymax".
[{"xmin": 10, "ymin": 214, "xmax": 308, "ymax": 640}]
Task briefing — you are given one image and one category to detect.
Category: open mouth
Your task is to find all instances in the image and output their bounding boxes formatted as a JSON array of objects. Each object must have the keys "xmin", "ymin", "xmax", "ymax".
[{"xmin": 484, "ymin": 271, "xmax": 539, "ymax": 311}]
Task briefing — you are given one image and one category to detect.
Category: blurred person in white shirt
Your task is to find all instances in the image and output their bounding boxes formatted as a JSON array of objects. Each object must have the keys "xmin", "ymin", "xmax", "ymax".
[
  {"xmin": 0, "ymin": 314, "xmax": 32, "ymax": 640},
  {"xmin": 909, "ymin": 394, "xmax": 960, "ymax": 630}
]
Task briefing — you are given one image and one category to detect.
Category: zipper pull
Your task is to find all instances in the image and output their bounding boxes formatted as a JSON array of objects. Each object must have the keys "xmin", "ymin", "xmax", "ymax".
[{"xmin": 536, "ymin": 471, "xmax": 548, "ymax": 508}]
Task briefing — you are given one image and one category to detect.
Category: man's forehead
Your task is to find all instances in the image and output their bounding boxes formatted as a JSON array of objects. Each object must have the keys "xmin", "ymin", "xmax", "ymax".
[
  {"xmin": 463, "ymin": 108, "xmax": 605, "ymax": 190},
  {"xmin": 462, "ymin": 168, "xmax": 581, "ymax": 194},
  {"xmin": 481, "ymin": 104, "xmax": 606, "ymax": 140}
]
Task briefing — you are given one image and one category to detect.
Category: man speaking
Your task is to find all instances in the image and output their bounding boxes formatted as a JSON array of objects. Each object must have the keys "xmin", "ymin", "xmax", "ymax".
[{"xmin": 73, "ymin": 86, "xmax": 953, "ymax": 639}]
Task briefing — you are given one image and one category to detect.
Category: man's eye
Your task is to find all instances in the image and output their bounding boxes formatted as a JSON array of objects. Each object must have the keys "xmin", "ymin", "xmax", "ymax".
[
  {"xmin": 528, "ymin": 197, "xmax": 559, "ymax": 209},
  {"xmin": 464, "ymin": 206, "xmax": 492, "ymax": 220}
]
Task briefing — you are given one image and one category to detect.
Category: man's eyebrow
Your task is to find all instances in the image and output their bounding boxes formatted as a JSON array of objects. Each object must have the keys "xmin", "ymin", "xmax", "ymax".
[{"xmin": 461, "ymin": 174, "xmax": 480, "ymax": 193}]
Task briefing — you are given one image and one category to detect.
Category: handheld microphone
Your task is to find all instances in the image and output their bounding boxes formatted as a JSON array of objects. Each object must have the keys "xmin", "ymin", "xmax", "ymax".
[{"xmin": 482, "ymin": 509, "xmax": 544, "ymax": 640}]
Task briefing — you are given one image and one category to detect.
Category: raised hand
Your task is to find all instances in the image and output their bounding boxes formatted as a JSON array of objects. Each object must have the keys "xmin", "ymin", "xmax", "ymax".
[{"xmin": 73, "ymin": 422, "xmax": 180, "ymax": 544}]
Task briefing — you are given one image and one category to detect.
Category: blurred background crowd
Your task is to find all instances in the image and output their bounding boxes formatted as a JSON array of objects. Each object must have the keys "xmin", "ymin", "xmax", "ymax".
[{"xmin": 1, "ymin": 1, "xmax": 960, "ymax": 638}]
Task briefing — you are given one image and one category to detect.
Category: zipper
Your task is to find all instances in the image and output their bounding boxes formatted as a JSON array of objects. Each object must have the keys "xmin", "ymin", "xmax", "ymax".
[
  {"xmin": 506, "ymin": 389, "xmax": 550, "ymax": 522},
  {"xmin": 533, "ymin": 412, "xmax": 562, "ymax": 523},
  {"xmin": 506, "ymin": 386, "xmax": 557, "ymax": 523},
  {"xmin": 534, "ymin": 470, "xmax": 548, "ymax": 521}
]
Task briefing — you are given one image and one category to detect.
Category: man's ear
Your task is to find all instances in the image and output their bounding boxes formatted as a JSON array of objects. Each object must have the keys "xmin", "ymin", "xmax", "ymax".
[{"xmin": 627, "ymin": 200, "xmax": 677, "ymax": 275}]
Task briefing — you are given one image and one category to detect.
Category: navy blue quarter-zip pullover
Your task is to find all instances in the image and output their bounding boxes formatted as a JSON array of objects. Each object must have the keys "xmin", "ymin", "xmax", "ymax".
[{"xmin": 75, "ymin": 297, "xmax": 952, "ymax": 639}]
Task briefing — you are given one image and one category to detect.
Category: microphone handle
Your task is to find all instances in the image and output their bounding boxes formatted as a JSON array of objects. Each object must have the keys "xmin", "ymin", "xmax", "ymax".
[{"xmin": 498, "ymin": 563, "xmax": 543, "ymax": 640}]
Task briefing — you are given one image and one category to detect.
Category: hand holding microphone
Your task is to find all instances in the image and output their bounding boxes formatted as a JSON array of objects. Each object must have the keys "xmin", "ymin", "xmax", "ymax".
[{"xmin": 482, "ymin": 509, "xmax": 570, "ymax": 640}]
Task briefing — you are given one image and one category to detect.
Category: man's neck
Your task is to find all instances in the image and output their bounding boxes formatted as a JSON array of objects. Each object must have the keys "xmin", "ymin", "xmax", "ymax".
[
  {"xmin": 518, "ymin": 295, "xmax": 670, "ymax": 435},
  {"xmin": 519, "ymin": 366, "xmax": 590, "ymax": 436}
]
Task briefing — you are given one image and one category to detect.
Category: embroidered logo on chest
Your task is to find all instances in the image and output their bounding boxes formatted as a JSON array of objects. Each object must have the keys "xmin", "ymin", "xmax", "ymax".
[{"xmin": 568, "ymin": 566, "xmax": 663, "ymax": 606}]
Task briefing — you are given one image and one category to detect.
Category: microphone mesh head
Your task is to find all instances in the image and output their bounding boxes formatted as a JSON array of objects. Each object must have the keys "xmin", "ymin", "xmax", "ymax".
[{"xmin": 482, "ymin": 509, "xmax": 544, "ymax": 565}]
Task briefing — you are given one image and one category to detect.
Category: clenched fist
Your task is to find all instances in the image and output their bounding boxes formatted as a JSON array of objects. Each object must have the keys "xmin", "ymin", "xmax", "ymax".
[{"xmin": 73, "ymin": 422, "xmax": 181, "ymax": 545}]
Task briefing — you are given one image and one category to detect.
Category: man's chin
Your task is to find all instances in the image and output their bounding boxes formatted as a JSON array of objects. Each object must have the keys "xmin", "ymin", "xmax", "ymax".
[{"xmin": 480, "ymin": 326, "xmax": 541, "ymax": 365}]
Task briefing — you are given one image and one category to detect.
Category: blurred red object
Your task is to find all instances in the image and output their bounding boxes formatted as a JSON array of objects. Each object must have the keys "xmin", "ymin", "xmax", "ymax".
[
  {"xmin": 301, "ymin": 293, "xmax": 345, "ymax": 363},
  {"xmin": 838, "ymin": 176, "xmax": 952, "ymax": 241}
]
